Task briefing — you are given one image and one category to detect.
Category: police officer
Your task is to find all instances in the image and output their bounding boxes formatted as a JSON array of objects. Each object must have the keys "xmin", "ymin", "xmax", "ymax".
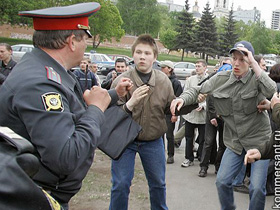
[{"xmin": 0, "ymin": 3, "xmax": 132, "ymax": 209}]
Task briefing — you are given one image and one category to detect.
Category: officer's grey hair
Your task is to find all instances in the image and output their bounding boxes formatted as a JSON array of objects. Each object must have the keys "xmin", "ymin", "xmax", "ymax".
[{"xmin": 33, "ymin": 30, "xmax": 86, "ymax": 49}]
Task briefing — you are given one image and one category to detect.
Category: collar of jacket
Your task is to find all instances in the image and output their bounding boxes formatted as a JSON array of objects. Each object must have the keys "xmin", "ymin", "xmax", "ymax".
[
  {"xmin": 32, "ymin": 48, "xmax": 77, "ymax": 92},
  {"xmin": 228, "ymin": 69, "xmax": 252, "ymax": 84},
  {"xmin": 132, "ymin": 67, "xmax": 156, "ymax": 88}
]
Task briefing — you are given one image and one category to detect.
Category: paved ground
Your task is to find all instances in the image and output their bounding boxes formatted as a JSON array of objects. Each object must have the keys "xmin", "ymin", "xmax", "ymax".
[
  {"xmin": 98, "ymin": 74, "xmax": 275, "ymax": 210},
  {"xmin": 165, "ymin": 144, "xmax": 275, "ymax": 210}
]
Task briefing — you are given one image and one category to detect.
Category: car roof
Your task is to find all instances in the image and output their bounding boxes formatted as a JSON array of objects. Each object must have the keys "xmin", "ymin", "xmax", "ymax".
[{"xmin": 12, "ymin": 44, "xmax": 34, "ymax": 47}]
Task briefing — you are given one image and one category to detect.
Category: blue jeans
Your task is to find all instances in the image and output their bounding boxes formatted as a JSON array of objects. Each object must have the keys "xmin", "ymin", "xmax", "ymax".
[
  {"xmin": 232, "ymin": 164, "xmax": 246, "ymax": 186},
  {"xmin": 109, "ymin": 138, "xmax": 168, "ymax": 210},
  {"xmin": 216, "ymin": 148, "xmax": 269, "ymax": 210}
]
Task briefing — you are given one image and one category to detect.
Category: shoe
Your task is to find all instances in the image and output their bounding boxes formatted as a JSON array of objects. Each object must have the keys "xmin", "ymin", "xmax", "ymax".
[
  {"xmin": 198, "ymin": 168, "xmax": 207, "ymax": 177},
  {"xmin": 167, "ymin": 156, "xmax": 174, "ymax": 164},
  {"xmin": 233, "ymin": 185, "xmax": 249, "ymax": 194},
  {"xmin": 181, "ymin": 159, "xmax": 194, "ymax": 167}
]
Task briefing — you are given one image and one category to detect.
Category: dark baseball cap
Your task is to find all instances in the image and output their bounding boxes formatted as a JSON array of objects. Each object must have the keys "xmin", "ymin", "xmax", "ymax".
[{"xmin": 229, "ymin": 41, "xmax": 255, "ymax": 56}]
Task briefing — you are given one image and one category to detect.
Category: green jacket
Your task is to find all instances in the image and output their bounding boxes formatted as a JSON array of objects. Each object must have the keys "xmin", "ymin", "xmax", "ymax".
[{"xmin": 180, "ymin": 70, "xmax": 277, "ymax": 155}]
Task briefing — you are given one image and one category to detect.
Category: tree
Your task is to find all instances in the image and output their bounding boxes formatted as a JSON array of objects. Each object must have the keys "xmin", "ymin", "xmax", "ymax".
[
  {"xmin": 219, "ymin": 6, "xmax": 239, "ymax": 56},
  {"xmin": 89, "ymin": 0, "xmax": 125, "ymax": 48},
  {"xmin": 160, "ymin": 29, "xmax": 178, "ymax": 54},
  {"xmin": 175, "ymin": 0, "xmax": 195, "ymax": 61},
  {"xmin": 193, "ymin": 2, "xmax": 218, "ymax": 62},
  {"xmin": 270, "ymin": 30, "xmax": 280, "ymax": 54},
  {"xmin": 158, "ymin": 7, "xmax": 179, "ymax": 53},
  {"xmin": 244, "ymin": 21, "xmax": 272, "ymax": 54},
  {"xmin": 116, "ymin": 0, "xmax": 161, "ymax": 37}
]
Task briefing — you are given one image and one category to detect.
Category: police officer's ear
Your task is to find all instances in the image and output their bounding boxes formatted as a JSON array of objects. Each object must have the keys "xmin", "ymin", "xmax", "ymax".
[{"xmin": 68, "ymin": 34, "xmax": 76, "ymax": 52}]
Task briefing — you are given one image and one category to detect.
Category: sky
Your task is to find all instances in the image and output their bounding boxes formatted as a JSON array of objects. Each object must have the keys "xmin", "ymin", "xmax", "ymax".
[{"xmin": 158, "ymin": 0, "xmax": 280, "ymax": 28}]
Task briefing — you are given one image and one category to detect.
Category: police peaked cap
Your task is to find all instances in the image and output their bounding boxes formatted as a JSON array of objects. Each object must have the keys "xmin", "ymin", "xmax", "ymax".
[{"xmin": 18, "ymin": 2, "xmax": 101, "ymax": 38}]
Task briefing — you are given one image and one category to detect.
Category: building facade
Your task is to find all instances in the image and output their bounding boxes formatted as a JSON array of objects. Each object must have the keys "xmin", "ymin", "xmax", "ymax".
[
  {"xmin": 213, "ymin": 0, "xmax": 230, "ymax": 19},
  {"xmin": 271, "ymin": 9, "xmax": 280, "ymax": 30},
  {"xmin": 233, "ymin": 6, "xmax": 261, "ymax": 24}
]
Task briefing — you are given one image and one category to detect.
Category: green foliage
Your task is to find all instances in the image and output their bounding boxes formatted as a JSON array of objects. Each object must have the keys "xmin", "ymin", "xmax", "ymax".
[
  {"xmin": 175, "ymin": 0, "xmax": 195, "ymax": 61},
  {"xmin": 158, "ymin": 8, "xmax": 180, "ymax": 53},
  {"xmin": 193, "ymin": 2, "xmax": 218, "ymax": 61},
  {"xmin": 160, "ymin": 29, "xmax": 178, "ymax": 54},
  {"xmin": 218, "ymin": 7, "xmax": 239, "ymax": 56},
  {"xmin": 244, "ymin": 21, "xmax": 272, "ymax": 54},
  {"xmin": 270, "ymin": 31, "xmax": 280, "ymax": 54},
  {"xmin": 0, "ymin": 0, "xmax": 66, "ymax": 26},
  {"xmin": 116, "ymin": 0, "xmax": 161, "ymax": 37},
  {"xmin": 89, "ymin": 0, "xmax": 125, "ymax": 48},
  {"xmin": 0, "ymin": 37, "xmax": 33, "ymax": 45}
]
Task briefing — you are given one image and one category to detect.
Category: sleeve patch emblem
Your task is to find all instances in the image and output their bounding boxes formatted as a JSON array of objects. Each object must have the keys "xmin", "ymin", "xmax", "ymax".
[{"xmin": 41, "ymin": 92, "xmax": 64, "ymax": 112}]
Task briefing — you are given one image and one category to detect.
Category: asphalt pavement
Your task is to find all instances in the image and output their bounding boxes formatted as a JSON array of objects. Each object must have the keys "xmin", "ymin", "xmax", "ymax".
[
  {"xmin": 165, "ymin": 142, "xmax": 275, "ymax": 210},
  {"xmin": 98, "ymin": 73, "xmax": 275, "ymax": 210}
]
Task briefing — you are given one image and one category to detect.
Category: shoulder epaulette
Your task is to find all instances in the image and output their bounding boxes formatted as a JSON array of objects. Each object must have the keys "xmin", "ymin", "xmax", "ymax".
[{"xmin": 45, "ymin": 66, "xmax": 61, "ymax": 84}]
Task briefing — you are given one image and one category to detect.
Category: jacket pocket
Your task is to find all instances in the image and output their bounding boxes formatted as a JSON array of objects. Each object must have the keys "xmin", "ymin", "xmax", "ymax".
[
  {"xmin": 213, "ymin": 93, "xmax": 231, "ymax": 116},
  {"xmin": 241, "ymin": 89, "xmax": 258, "ymax": 115}
]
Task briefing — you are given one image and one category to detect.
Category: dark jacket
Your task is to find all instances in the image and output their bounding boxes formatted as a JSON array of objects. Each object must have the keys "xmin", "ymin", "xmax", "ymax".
[
  {"xmin": 169, "ymin": 72, "xmax": 183, "ymax": 97},
  {"xmin": 0, "ymin": 48, "xmax": 118, "ymax": 203},
  {"xmin": 73, "ymin": 68, "xmax": 97, "ymax": 92},
  {"xmin": 0, "ymin": 58, "xmax": 17, "ymax": 85},
  {"xmin": 259, "ymin": 103, "xmax": 280, "ymax": 159}
]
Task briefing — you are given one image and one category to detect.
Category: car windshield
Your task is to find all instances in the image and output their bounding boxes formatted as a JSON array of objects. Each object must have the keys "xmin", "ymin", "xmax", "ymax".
[{"xmin": 11, "ymin": 46, "xmax": 21, "ymax": 51}]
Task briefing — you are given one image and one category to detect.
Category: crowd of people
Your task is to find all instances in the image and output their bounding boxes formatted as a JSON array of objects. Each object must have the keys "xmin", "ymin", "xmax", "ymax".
[{"xmin": 0, "ymin": 2, "xmax": 280, "ymax": 210}]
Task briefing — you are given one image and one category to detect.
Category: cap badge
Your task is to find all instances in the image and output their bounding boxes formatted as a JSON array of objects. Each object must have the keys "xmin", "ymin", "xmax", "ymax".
[
  {"xmin": 77, "ymin": 24, "xmax": 90, "ymax": 30},
  {"xmin": 236, "ymin": 43, "xmax": 245, "ymax": 48},
  {"xmin": 41, "ymin": 92, "xmax": 64, "ymax": 112}
]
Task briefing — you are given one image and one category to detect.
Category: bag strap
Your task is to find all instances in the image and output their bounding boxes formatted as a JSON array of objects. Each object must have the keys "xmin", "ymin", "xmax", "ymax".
[{"xmin": 0, "ymin": 127, "xmax": 34, "ymax": 154}]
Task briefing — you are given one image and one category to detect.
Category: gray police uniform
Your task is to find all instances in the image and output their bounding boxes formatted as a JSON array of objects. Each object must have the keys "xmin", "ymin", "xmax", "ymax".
[{"xmin": 0, "ymin": 48, "xmax": 117, "ymax": 203}]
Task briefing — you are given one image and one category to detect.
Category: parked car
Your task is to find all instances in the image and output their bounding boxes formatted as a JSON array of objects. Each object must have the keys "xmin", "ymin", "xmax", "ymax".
[
  {"xmin": 84, "ymin": 52, "xmax": 115, "ymax": 68},
  {"xmin": 128, "ymin": 60, "xmax": 161, "ymax": 70},
  {"xmin": 173, "ymin": 62, "xmax": 196, "ymax": 79},
  {"xmin": 99, "ymin": 65, "xmax": 116, "ymax": 76},
  {"xmin": 11, "ymin": 44, "xmax": 34, "ymax": 62},
  {"xmin": 107, "ymin": 54, "xmax": 132, "ymax": 63},
  {"xmin": 265, "ymin": 59, "xmax": 277, "ymax": 73}
]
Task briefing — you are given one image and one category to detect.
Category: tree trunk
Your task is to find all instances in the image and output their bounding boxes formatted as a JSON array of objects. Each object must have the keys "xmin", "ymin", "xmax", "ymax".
[{"xmin": 181, "ymin": 49, "xmax": 185, "ymax": 61}]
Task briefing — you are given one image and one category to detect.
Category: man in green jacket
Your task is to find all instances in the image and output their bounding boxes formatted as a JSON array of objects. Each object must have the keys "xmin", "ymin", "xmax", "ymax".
[{"xmin": 171, "ymin": 41, "xmax": 276, "ymax": 210}]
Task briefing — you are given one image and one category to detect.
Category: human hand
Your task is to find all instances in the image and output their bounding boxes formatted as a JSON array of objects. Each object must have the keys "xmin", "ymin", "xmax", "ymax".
[
  {"xmin": 115, "ymin": 77, "xmax": 133, "ymax": 98},
  {"xmin": 111, "ymin": 70, "xmax": 117, "ymax": 80},
  {"xmin": 195, "ymin": 106, "xmax": 203, "ymax": 112},
  {"xmin": 236, "ymin": 46, "xmax": 253, "ymax": 65},
  {"xmin": 83, "ymin": 86, "xmax": 111, "ymax": 112},
  {"xmin": 171, "ymin": 115, "xmax": 178, "ymax": 123},
  {"xmin": 244, "ymin": 149, "xmax": 261, "ymax": 165},
  {"xmin": 257, "ymin": 99, "xmax": 271, "ymax": 112},
  {"xmin": 210, "ymin": 118, "xmax": 218, "ymax": 127},
  {"xmin": 126, "ymin": 85, "xmax": 149, "ymax": 111},
  {"xmin": 170, "ymin": 98, "xmax": 184, "ymax": 116},
  {"xmin": 197, "ymin": 93, "xmax": 206, "ymax": 103},
  {"xmin": 271, "ymin": 92, "xmax": 280, "ymax": 109}
]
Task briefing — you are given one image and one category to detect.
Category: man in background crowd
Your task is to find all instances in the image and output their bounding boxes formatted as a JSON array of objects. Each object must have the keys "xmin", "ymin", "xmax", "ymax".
[
  {"xmin": 101, "ymin": 57, "xmax": 128, "ymax": 89},
  {"xmin": 0, "ymin": 43, "xmax": 17, "ymax": 86}
]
